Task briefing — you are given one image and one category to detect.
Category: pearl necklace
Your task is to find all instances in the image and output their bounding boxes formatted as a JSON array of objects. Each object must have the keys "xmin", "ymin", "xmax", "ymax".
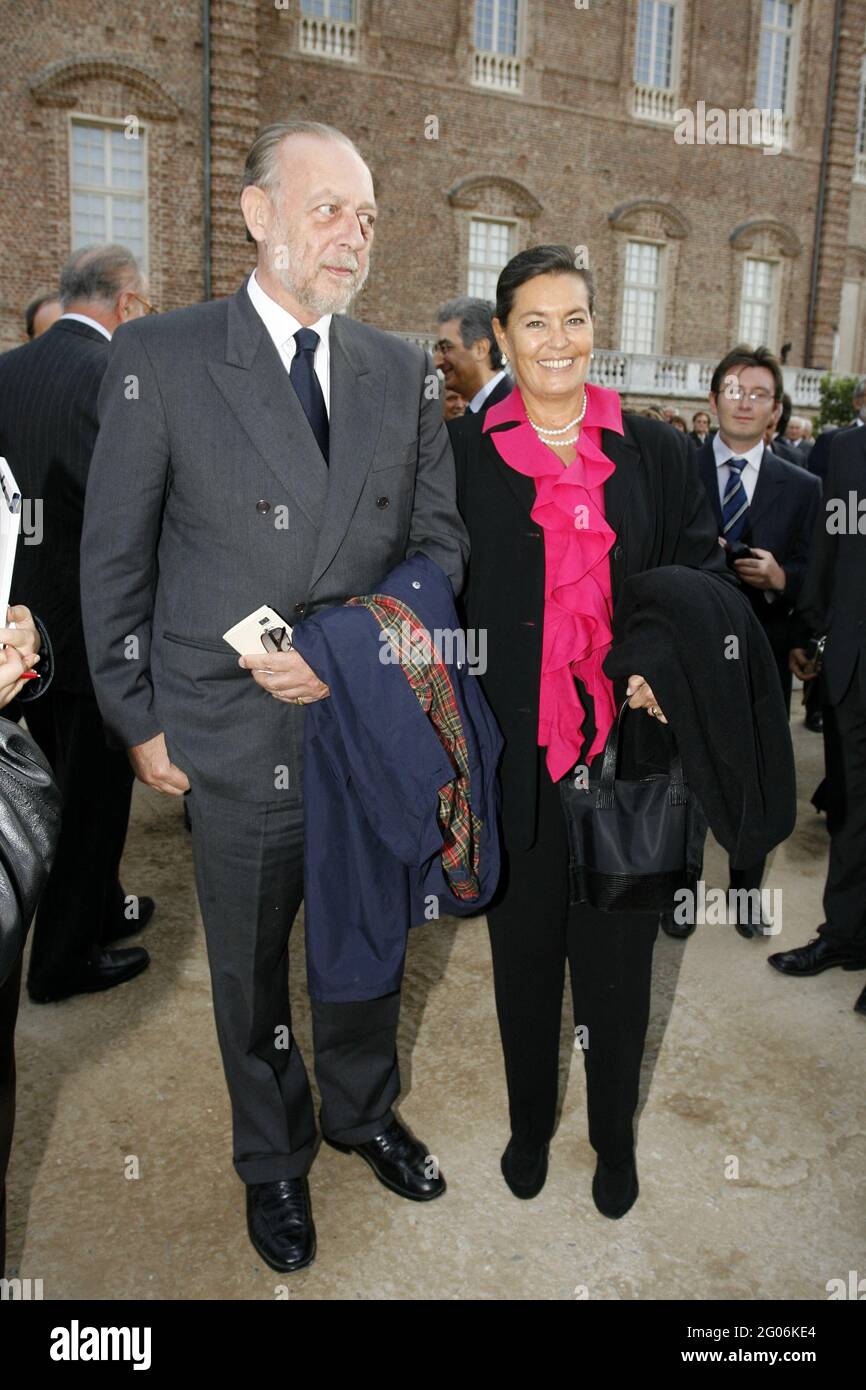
[{"xmin": 528, "ymin": 389, "xmax": 587, "ymax": 441}]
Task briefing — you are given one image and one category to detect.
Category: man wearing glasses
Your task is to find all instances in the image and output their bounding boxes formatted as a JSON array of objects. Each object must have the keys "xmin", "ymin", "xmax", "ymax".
[
  {"xmin": 692, "ymin": 345, "xmax": 820, "ymax": 939},
  {"xmin": 0, "ymin": 244, "xmax": 156, "ymax": 1003}
]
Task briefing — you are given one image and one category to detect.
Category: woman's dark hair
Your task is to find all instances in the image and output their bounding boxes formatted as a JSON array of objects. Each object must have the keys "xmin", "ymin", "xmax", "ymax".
[
  {"xmin": 709, "ymin": 343, "xmax": 783, "ymax": 402},
  {"xmin": 495, "ymin": 244, "xmax": 596, "ymax": 327}
]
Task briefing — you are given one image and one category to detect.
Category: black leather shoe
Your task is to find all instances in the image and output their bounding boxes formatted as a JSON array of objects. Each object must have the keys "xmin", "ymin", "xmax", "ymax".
[
  {"xmin": 804, "ymin": 710, "xmax": 824, "ymax": 733},
  {"xmin": 767, "ymin": 936, "xmax": 866, "ymax": 977},
  {"xmin": 28, "ymin": 947, "xmax": 150, "ymax": 1003},
  {"xmin": 325, "ymin": 1119, "xmax": 446, "ymax": 1201},
  {"xmin": 592, "ymin": 1152, "xmax": 639, "ymax": 1219},
  {"xmin": 102, "ymin": 896, "xmax": 156, "ymax": 945},
  {"xmin": 501, "ymin": 1138, "xmax": 549, "ymax": 1199},
  {"xmin": 246, "ymin": 1178, "xmax": 315, "ymax": 1273},
  {"xmin": 659, "ymin": 910, "xmax": 695, "ymax": 939},
  {"xmin": 855, "ymin": 983, "xmax": 866, "ymax": 1017},
  {"xmin": 727, "ymin": 891, "xmax": 773, "ymax": 940}
]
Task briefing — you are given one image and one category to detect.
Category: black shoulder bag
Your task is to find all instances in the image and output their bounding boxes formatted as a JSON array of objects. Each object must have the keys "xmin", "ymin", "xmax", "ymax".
[
  {"xmin": 559, "ymin": 699, "xmax": 707, "ymax": 914},
  {"xmin": 0, "ymin": 718, "xmax": 62, "ymax": 987}
]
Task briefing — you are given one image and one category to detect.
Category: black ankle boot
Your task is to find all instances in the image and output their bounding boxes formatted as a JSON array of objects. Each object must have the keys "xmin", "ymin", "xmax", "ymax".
[{"xmin": 592, "ymin": 1151, "xmax": 639, "ymax": 1219}]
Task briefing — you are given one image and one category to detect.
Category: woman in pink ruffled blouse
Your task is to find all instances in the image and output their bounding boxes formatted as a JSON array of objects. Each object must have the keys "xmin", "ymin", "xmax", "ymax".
[{"xmin": 452, "ymin": 245, "xmax": 728, "ymax": 1218}]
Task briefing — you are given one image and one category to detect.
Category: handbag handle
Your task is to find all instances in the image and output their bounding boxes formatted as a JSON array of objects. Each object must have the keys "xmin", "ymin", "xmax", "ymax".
[{"xmin": 595, "ymin": 697, "xmax": 686, "ymax": 809}]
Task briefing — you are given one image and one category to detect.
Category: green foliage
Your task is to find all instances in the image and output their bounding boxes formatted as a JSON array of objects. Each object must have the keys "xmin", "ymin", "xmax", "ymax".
[{"xmin": 816, "ymin": 374, "xmax": 858, "ymax": 429}]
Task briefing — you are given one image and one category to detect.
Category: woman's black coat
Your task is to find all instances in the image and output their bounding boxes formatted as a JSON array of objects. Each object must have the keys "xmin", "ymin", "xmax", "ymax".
[{"xmin": 452, "ymin": 407, "xmax": 734, "ymax": 852}]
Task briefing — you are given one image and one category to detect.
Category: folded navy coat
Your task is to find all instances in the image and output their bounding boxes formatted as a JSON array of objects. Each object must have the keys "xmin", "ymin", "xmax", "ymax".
[{"xmin": 290, "ymin": 553, "xmax": 503, "ymax": 1002}]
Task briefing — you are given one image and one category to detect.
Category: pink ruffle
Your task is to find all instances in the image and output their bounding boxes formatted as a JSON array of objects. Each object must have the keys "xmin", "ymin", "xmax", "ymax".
[{"xmin": 484, "ymin": 382, "xmax": 624, "ymax": 781}]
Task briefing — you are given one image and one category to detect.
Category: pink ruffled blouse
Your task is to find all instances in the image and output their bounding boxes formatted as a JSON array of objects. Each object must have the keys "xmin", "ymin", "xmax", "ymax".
[{"xmin": 483, "ymin": 381, "xmax": 624, "ymax": 782}]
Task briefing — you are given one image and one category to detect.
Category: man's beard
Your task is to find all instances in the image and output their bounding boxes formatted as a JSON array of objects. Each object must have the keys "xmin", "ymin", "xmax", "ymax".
[{"xmin": 267, "ymin": 233, "xmax": 370, "ymax": 315}]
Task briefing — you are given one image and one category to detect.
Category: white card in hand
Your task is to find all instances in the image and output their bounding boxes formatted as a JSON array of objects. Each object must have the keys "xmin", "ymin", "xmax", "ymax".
[{"xmin": 223, "ymin": 604, "xmax": 294, "ymax": 655}]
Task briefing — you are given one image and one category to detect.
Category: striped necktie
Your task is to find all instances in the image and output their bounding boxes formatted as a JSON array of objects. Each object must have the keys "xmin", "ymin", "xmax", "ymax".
[{"xmin": 721, "ymin": 456, "xmax": 749, "ymax": 542}]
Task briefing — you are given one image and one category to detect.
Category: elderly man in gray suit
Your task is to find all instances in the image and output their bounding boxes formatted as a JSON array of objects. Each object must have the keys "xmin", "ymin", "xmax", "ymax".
[{"xmin": 80, "ymin": 120, "xmax": 468, "ymax": 1274}]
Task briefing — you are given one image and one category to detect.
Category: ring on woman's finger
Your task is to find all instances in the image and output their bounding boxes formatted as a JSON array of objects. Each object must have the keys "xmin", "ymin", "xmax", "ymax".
[{"xmin": 649, "ymin": 705, "xmax": 660, "ymax": 717}]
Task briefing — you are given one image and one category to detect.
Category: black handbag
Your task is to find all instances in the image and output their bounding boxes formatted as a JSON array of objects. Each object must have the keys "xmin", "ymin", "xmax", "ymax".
[
  {"xmin": 559, "ymin": 699, "xmax": 707, "ymax": 914},
  {"xmin": 0, "ymin": 717, "xmax": 62, "ymax": 987}
]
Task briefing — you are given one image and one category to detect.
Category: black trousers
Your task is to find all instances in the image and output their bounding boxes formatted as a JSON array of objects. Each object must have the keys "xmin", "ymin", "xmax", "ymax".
[
  {"xmin": 24, "ymin": 690, "xmax": 135, "ymax": 996},
  {"xmin": 819, "ymin": 669, "xmax": 866, "ymax": 957},
  {"xmin": 486, "ymin": 756, "xmax": 658, "ymax": 1164},
  {"xmin": 185, "ymin": 783, "xmax": 402, "ymax": 1184},
  {"xmin": 0, "ymin": 953, "xmax": 23, "ymax": 1272}
]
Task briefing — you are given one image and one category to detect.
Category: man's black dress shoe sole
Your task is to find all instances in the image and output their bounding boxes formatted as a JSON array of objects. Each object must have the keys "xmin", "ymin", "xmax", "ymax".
[
  {"xmin": 768, "ymin": 953, "xmax": 866, "ymax": 977},
  {"xmin": 324, "ymin": 1135, "xmax": 446, "ymax": 1202},
  {"xmin": 28, "ymin": 948, "xmax": 150, "ymax": 1003}
]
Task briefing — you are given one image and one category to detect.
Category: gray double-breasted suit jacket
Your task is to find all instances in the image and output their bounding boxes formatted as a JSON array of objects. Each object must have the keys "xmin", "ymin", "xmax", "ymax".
[{"xmin": 80, "ymin": 280, "xmax": 468, "ymax": 801}]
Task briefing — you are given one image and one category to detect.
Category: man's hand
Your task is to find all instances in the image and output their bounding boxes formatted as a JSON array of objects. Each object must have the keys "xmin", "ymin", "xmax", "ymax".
[
  {"xmin": 789, "ymin": 647, "xmax": 819, "ymax": 681},
  {"xmin": 734, "ymin": 547, "xmax": 786, "ymax": 592},
  {"xmin": 238, "ymin": 648, "xmax": 330, "ymax": 704},
  {"xmin": 128, "ymin": 731, "xmax": 191, "ymax": 795},
  {"xmin": 626, "ymin": 674, "xmax": 668, "ymax": 724}
]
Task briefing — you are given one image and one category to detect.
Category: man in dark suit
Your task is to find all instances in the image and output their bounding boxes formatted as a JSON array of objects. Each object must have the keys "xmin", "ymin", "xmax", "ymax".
[
  {"xmin": 773, "ymin": 424, "xmax": 866, "ymax": 1013},
  {"xmin": 434, "ymin": 296, "xmax": 511, "ymax": 429},
  {"xmin": 80, "ymin": 120, "xmax": 468, "ymax": 1274},
  {"xmin": 696, "ymin": 345, "xmax": 821, "ymax": 937},
  {"xmin": 688, "ymin": 409, "xmax": 713, "ymax": 448},
  {"xmin": 0, "ymin": 246, "xmax": 154, "ymax": 1004},
  {"xmin": 807, "ymin": 377, "xmax": 866, "ymax": 482}
]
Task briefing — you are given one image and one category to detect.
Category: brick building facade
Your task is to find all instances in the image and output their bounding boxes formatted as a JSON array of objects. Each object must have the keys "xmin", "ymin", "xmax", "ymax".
[{"xmin": 2, "ymin": 0, "xmax": 866, "ymax": 412}]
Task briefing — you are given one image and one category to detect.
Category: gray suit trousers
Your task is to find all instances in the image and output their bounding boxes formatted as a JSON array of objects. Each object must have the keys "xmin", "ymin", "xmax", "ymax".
[{"xmin": 185, "ymin": 783, "xmax": 401, "ymax": 1183}]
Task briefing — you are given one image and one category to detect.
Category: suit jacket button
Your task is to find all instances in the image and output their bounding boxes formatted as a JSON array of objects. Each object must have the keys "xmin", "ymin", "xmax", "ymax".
[
  {"xmin": 376, "ymin": 495, "xmax": 390, "ymax": 508},
  {"xmin": 613, "ymin": 544, "xmax": 623, "ymax": 559},
  {"xmin": 293, "ymin": 602, "xmax": 306, "ymax": 616},
  {"xmin": 256, "ymin": 499, "xmax": 271, "ymax": 513}
]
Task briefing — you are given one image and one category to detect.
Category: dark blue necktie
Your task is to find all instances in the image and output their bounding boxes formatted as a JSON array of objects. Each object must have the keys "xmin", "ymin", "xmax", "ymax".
[
  {"xmin": 721, "ymin": 456, "xmax": 749, "ymax": 542},
  {"xmin": 289, "ymin": 327, "xmax": 329, "ymax": 465}
]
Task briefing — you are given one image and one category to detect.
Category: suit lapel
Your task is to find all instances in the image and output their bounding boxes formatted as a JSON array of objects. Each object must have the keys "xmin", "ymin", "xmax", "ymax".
[
  {"xmin": 207, "ymin": 284, "xmax": 329, "ymax": 529},
  {"xmin": 307, "ymin": 314, "xmax": 386, "ymax": 591},
  {"xmin": 749, "ymin": 447, "xmax": 786, "ymax": 529}
]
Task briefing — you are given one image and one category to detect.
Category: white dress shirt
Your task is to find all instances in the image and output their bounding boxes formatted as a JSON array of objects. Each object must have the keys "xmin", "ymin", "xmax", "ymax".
[
  {"xmin": 246, "ymin": 270, "xmax": 332, "ymax": 416},
  {"xmin": 58, "ymin": 312, "xmax": 112, "ymax": 341},
  {"xmin": 712, "ymin": 431, "xmax": 766, "ymax": 507},
  {"xmin": 468, "ymin": 369, "xmax": 507, "ymax": 413},
  {"xmin": 713, "ymin": 432, "xmax": 784, "ymax": 598}
]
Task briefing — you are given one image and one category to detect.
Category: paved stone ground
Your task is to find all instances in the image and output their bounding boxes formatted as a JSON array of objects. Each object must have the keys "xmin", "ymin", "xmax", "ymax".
[{"xmin": 6, "ymin": 714, "xmax": 865, "ymax": 1300}]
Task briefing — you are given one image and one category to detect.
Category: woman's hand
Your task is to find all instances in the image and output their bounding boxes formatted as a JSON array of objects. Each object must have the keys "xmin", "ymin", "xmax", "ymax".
[
  {"xmin": 0, "ymin": 605, "xmax": 42, "ymax": 708},
  {"xmin": 0, "ymin": 644, "xmax": 32, "ymax": 709},
  {"xmin": 626, "ymin": 674, "xmax": 668, "ymax": 724}
]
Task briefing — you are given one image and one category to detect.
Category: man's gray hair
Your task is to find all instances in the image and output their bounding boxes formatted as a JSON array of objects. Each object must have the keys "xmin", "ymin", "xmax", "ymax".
[
  {"xmin": 437, "ymin": 296, "xmax": 504, "ymax": 371},
  {"xmin": 59, "ymin": 245, "xmax": 141, "ymax": 309},
  {"xmin": 242, "ymin": 119, "xmax": 364, "ymax": 194}
]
